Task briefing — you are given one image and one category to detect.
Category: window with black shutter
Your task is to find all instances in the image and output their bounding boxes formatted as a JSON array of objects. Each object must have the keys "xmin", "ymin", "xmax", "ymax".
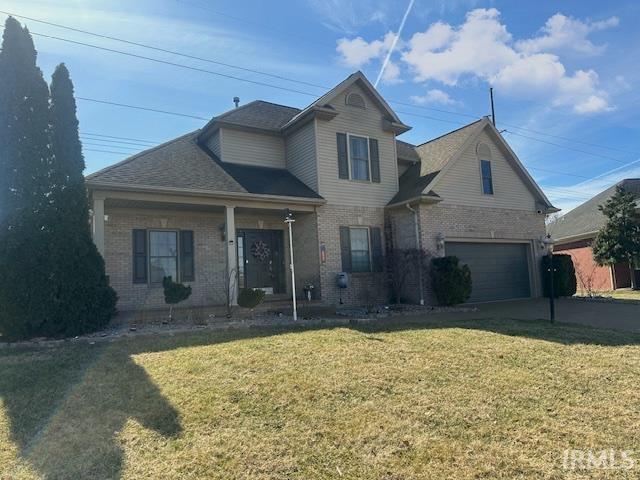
[
  {"xmin": 180, "ymin": 230, "xmax": 195, "ymax": 282},
  {"xmin": 132, "ymin": 229, "xmax": 147, "ymax": 283}
]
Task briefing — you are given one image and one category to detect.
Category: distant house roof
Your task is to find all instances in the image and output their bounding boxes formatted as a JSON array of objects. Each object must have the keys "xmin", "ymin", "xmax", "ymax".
[
  {"xmin": 549, "ymin": 179, "xmax": 640, "ymax": 242},
  {"xmin": 86, "ymin": 130, "xmax": 323, "ymax": 201}
]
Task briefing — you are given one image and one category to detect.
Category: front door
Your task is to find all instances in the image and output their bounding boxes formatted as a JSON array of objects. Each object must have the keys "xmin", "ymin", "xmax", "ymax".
[{"xmin": 237, "ymin": 229, "xmax": 285, "ymax": 294}]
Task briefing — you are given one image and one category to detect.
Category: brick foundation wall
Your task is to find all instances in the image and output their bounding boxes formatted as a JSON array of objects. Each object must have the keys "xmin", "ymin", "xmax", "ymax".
[
  {"xmin": 554, "ymin": 242, "xmax": 614, "ymax": 293},
  {"xmin": 316, "ymin": 205, "xmax": 387, "ymax": 305}
]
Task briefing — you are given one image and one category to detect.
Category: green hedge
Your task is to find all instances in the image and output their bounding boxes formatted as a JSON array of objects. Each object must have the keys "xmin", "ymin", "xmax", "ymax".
[
  {"xmin": 541, "ymin": 254, "xmax": 577, "ymax": 298},
  {"xmin": 430, "ymin": 256, "xmax": 472, "ymax": 306}
]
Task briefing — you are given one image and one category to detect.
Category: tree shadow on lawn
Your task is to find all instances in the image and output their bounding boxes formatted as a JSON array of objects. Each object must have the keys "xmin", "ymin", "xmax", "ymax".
[
  {"xmin": 0, "ymin": 342, "xmax": 181, "ymax": 479},
  {"xmin": 1, "ymin": 315, "xmax": 639, "ymax": 478}
]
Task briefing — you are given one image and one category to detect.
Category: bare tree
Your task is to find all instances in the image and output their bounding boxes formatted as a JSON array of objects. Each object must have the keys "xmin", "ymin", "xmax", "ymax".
[
  {"xmin": 570, "ymin": 253, "xmax": 598, "ymax": 297},
  {"xmin": 386, "ymin": 248, "xmax": 432, "ymax": 304}
]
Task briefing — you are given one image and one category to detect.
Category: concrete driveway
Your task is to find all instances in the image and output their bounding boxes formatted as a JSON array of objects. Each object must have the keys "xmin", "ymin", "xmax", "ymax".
[{"xmin": 461, "ymin": 297, "xmax": 640, "ymax": 333}]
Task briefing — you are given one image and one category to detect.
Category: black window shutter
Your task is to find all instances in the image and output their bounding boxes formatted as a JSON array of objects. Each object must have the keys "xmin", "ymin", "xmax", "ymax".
[
  {"xmin": 369, "ymin": 138, "xmax": 380, "ymax": 183},
  {"xmin": 339, "ymin": 226, "xmax": 352, "ymax": 272},
  {"xmin": 370, "ymin": 227, "xmax": 383, "ymax": 272},
  {"xmin": 336, "ymin": 133, "xmax": 349, "ymax": 179},
  {"xmin": 180, "ymin": 230, "xmax": 195, "ymax": 282},
  {"xmin": 132, "ymin": 229, "xmax": 147, "ymax": 283}
]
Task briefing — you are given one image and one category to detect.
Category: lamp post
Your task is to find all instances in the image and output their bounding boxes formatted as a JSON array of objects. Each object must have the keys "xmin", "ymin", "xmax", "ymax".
[
  {"xmin": 284, "ymin": 209, "xmax": 297, "ymax": 321},
  {"xmin": 541, "ymin": 234, "xmax": 555, "ymax": 323}
]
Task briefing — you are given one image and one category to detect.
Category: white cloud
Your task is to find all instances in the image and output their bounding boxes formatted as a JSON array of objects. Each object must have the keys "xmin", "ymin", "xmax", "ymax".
[
  {"xmin": 381, "ymin": 60, "xmax": 402, "ymax": 84},
  {"xmin": 516, "ymin": 13, "xmax": 619, "ymax": 55},
  {"xmin": 336, "ymin": 31, "xmax": 395, "ymax": 68},
  {"xmin": 398, "ymin": 8, "xmax": 615, "ymax": 113},
  {"xmin": 410, "ymin": 88, "xmax": 460, "ymax": 106}
]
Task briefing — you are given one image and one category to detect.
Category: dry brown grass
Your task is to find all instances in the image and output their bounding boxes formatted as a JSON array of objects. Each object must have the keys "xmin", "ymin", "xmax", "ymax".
[{"xmin": 1, "ymin": 316, "xmax": 640, "ymax": 479}]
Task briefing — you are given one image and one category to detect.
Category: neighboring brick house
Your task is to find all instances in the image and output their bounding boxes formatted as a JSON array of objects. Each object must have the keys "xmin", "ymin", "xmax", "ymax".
[
  {"xmin": 548, "ymin": 179, "xmax": 640, "ymax": 293},
  {"xmin": 86, "ymin": 72, "xmax": 557, "ymax": 311}
]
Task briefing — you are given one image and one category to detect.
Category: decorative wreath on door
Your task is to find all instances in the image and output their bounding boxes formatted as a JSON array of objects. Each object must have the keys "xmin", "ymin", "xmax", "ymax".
[{"xmin": 250, "ymin": 240, "xmax": 271, "ymax": 262}]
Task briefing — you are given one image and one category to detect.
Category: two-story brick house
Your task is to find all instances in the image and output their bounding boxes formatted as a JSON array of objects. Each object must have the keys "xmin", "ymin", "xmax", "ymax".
[{"xmin": 86, "ymin": 72, "xmax": 557, "ymax": 310}]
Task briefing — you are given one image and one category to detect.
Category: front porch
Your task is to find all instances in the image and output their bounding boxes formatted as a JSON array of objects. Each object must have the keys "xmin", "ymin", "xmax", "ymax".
[{"xmin": 91, "ymin": 188, "xmax": 322, "ymax": 312}]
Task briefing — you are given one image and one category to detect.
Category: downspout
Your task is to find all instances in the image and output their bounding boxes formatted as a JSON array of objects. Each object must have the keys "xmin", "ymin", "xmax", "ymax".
[{"xmin": 406, "ymin": 203, "xmax": 425, "ymax": 305}]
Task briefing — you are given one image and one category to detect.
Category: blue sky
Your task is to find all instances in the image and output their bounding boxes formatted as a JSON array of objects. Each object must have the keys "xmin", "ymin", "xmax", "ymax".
[{"xmin": 2, "ymin": 0, "xmax": 639, "ymax": 213}]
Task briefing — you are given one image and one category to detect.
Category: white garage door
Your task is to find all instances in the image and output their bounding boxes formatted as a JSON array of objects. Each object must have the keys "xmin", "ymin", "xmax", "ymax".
[{"xmin": 445, "ymin": 242, "xmax": 531, "ymax": 302}]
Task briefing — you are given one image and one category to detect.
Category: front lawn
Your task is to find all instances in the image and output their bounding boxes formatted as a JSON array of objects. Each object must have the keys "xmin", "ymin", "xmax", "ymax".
[{"xmin": 1, "ymin": 317, "xmax": 639, "ymax": 479}]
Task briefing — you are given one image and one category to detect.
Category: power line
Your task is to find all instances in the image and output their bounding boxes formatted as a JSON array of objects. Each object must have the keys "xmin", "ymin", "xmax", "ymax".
[
  {"xmin": 5, "ymin": 12, "xmax": 635, "ymax": 158},
  {"xmin": 0, "ymin": 10, "xmax": 328, "ymax": 91},
  {"xmin": 82, "ymin": 141, "xmax": 140, "ymax": 151},
  {"xmin": 80, "ymin": 132, "xmax": 161, "ymax": 144},
  {"xmin": 504, "ymin": 130, "xmax": 628, "ymax": 164},
  {"xmin": 79, "ymin": 135, "xmax": 156, "ymax": 147},
  {"xmin": 76, "ymin": 97, "xmax": 208, "ymax": 120},
  {"xmin": 24, "ymin": 30, "xmax": 319, "ymax": 98},
  {"xmin": 501, "ymin": 122, "xmax": 640, "ymax": 156},
  {"xmin": 84, "ymin": 148, "xmax": 136, "ymax": 155}
]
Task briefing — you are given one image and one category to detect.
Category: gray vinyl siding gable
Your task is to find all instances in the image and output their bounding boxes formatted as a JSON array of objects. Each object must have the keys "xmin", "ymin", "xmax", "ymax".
[
  {"xmin": 219, "ymin": 127, "xmax": 286, "ymax": 168},
  {"xmin": 285, "ymin": 121, "xmax": 318, "ymax": 191},
  {"xmin": 205, "ymin": 131, "xmax": 221, "ymax": 157},
  {"xmin": 434, "ymin": 128, "xmax": 537, "ymax": 211},
  {"xmin": 315, "ymin": 84, "xmax": 399, "ymax": 207}
]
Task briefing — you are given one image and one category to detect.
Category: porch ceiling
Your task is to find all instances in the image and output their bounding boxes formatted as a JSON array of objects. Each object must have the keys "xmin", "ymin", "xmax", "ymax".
[{"xmin": 104, "ymin": 198, "xmax": 225, "ymax": 213}]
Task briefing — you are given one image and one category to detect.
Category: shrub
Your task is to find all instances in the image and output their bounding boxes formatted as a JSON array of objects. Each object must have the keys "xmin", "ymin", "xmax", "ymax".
[
  {"xmin": 430, "ymin": 256, "xmax": 472, "ymax": 306},
  {"xmin": 162, "ymin": 276, "xmax": 192, "ymax": 320},
  {"xmin": 238, "ymin": 288, "xmax": 266, "ymax": 309},
  {"xmin": 541, "ymin": 254, "xmax": 577, "ymax": 298}
]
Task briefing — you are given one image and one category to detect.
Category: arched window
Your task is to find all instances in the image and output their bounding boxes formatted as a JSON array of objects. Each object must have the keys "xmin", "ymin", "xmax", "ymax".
[
  {"xmin": 477, "ymin": 143, "xmax": 494, "ymax": 195},
  {"xmin": 345, "ymin": 92, "xmax": 366, "ymax": 109}
]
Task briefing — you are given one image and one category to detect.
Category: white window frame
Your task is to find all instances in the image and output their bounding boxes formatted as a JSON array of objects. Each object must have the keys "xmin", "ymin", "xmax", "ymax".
[
  {"xmin": 148, "ymin": 229, "xmax": 180, "ymax": 285},
  {"xmin": 348, "ymin": 226, "xmax": 372, "ymax": 273},
  {"xmin": 346, "ymin": 133, "xmax": 372, "ymax": 182}
]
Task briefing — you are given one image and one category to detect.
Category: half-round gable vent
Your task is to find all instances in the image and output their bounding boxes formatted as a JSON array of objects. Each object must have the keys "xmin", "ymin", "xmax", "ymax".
[
  {"xmin": 476, "ymin": 142, "xmax": 492, "ymax": 159},
  {"xmin": 346, "ymin": 92, "xmax": 366, "ymax": 109}
]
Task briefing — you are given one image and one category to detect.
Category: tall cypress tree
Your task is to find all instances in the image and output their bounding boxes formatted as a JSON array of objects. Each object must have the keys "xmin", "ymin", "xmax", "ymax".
[
  {"xmin": 0, "ymin": 18, "xmax": 54, "ymax": 339},
  {"xmin": 46, "ymin": 64, "xmax": 117, "ymax": 336}
]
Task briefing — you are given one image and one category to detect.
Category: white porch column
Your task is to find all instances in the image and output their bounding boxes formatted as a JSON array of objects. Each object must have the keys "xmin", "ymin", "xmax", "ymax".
[
  {"xmin": 225, "ymin": 205, "xmax": 238, "ymax": 305},
  {"xmin": 92, "ymin": 196, "xmax": 105, "ymax": 257}
]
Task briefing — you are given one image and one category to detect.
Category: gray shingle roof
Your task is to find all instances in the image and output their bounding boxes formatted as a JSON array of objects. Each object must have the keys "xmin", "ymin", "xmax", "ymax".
[
  {"xmin": 214, "ymin": 101, "xmax": 300, "ymax": 132},
  {"xmin": 86, "ymin": 131, "xmax": 245, "ymax": 193},
  {"xmin": 396, "ymin": 140, "xmax": 420, "ymax": 162},
  {"xmin": 416, "ymin": 120, "xmax": 483, "ymax": 176},
  {"xmin": 388, "ymin": 163, "xmax": 440, "ymax": 205},
  {"xmin": 549, "ymin": 179, "xmax": 640, "ymax": 242},
  {"xmin": 87, "ymin": 130, "xmax": 323, "ymax": 200}
]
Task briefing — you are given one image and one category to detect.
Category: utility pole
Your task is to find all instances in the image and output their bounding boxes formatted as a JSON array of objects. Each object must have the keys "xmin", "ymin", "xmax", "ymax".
[{"xmin": 490, "ymin": 87, "xmax": 496, "ymax": 126}]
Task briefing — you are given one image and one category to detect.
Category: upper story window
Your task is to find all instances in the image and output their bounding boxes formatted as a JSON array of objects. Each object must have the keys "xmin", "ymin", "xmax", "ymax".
[
  {"xmin": 349, "ymin": 135, "xmax": 370, "ymax": 180},
  {"xmin": 346, "ymin": 92, "xmax": 366, "ymax": 109},
  {"xmin": 477, "ymin": 142, "xmax": 494, "ymax": 195},
  {"xmin": 480, "ymin": 160, "xmax": 494, "ymax": 195},
  {"xmin": 336, "ymin": 133, "xmax": 381, "ymax": 183}
]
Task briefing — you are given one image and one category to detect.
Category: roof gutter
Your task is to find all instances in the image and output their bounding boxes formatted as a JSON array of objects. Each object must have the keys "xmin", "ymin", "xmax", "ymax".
[
  {"xmin": 385, "ymin": 194, "xmax": 442, "ymax": 210},
  {"xmin": 86, "ymin": 181, "xmax": 326, "ymax": 206}
]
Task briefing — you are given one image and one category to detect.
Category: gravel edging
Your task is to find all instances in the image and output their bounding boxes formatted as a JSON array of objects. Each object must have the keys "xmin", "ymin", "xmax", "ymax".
[{"xmin": 0, "ymin": 305, "xmax": 478, "ymax": 350}]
